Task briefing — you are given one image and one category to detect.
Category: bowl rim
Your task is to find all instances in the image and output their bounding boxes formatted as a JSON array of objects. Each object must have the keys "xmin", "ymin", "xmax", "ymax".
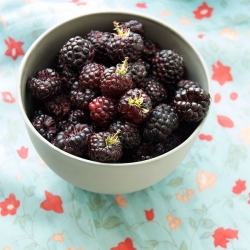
[{"xmin": 17, "ymin": 9, "xmax": 211, "ymax": 168}]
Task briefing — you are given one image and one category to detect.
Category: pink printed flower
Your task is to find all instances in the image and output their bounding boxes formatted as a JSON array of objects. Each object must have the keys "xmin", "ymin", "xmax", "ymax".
[
  {"xmin": 17, "ymin": 146, "xmax": 28, "ymax": 159},
  {"xmin": 220, "ymin": 27, "xmax": 238, "ymax": 40},
  {"xmin": 71, "ymin": 0, "xmax": 87, "ymax": 6},
  {"xmin": 144, "ymin": 209, "xmax": 154, "ymax": 221},
  {"xmin": 40, "ymin": 191, "xmax": 63, "ymax": 213},
  {"xmin": 239, "ymin": 126, "xmax": 250, "ymax": 145},
  {"xmin": 212, "ymin": 61, "xmax": 233, "ymax": 86},
  {"xmin": 0, "ymin": 193, "xmax": 20, "ymax": 216},
  {"xmin": 1, "ymin": 92, "xmax": 15, "ymax": 103},
  {"xmin": 111, "ymin": 238, "xmax": 136, "ymax": 250},
  {"xmin": 136, "ymin": 2, "xmax": 147, "ymax": 8},
  {"xmin": 52, "ymin": 232, "xmax": 64, "ymax": 243},
  {"xmin": 196, "ymin": 170, "xmax": 217, "ymax": 192},
  {"xmin": 4, "ymin": 37, "xmax": 24, "ymax": 60},
  {"xmin": 232, "ymin": 180, "xmax": 246, "ymax": 195},
  {"xmin": 115, "ymin": 194, "xmax": 127, "ymax": 208},
  {"xmin": 193, "ymin": 2, "xmax": 213, "ymax": 20},
  {"xmin": 212, "ymin": 227, "xmax": 238, "ymax": 248}
]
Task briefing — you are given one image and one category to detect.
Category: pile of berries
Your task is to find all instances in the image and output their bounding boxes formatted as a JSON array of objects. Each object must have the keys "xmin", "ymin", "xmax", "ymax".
[{"xmin": 27, "ymin": 20, "xmax": 211, "ymax": 163}]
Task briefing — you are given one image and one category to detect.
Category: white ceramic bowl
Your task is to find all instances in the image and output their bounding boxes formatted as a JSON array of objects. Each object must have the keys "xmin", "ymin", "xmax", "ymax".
[{"xmin": 17, "ymin": 10, "xmax": 211, "ymax": 194}]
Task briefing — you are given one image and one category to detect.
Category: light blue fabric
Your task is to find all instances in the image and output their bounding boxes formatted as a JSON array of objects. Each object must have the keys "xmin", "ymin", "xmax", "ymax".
[{"xmin": 1, "ymin": 1, "xmax": 250, "ymax": 249}]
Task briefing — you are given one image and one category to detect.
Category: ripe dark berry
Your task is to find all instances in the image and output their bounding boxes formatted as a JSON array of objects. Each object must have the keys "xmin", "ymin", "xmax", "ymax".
[
  {"xmin": 143, "ymin": 103, "xmax": 179, "ymax": 142},
  {"xmin": 88, "ymin": 131, "xmax": 123, "ymax": 163},
  {"xmin": 79, "ymin": 62, "xmax": 106, "ymax": 93},
  {"xmin": 118, "ymin": 88, "xmax": 152, "ymax": 124},
  {"xmin": 44, "ymin": 94, "xmax": 71, "ymax": 121},
  {"xmin": 27, "ymin": 68, "xmax": 62, "ymax": 100},
  {"xmin": 85, "ymin": 30, "xmax": 112, "ymax": 63},
  {"xmin": 59, "ymin": 36, "xmax": 95, "ymax": 71},
  {"xmin": 55, "ymin": 56, "xmax": 79, "ymax": 91},
  {"xmin": 54, "ymin": 123, "xmax": 93, "ymax": 157},
  {"xmin": 32, "ymin": 113, "xmax": 57, "ymax": 142},
  {"xmin": 100, "ymin": 58, "xmax": 134, "ymax": 98},
  {"xmin": 108, "ymin": 120, "xmax": 141, "ymax": 149},
  {"xmin": 152, "ymin": 50, "xmax": 184, "ymax": 85},
  {"xmin": 106, "ymin": 21, "xmax": 144, "ymax": 63},
  {"xmin": 70, "ymin": 88, "xmax": 97, "ymax": 111},
  {"xmin": 144, "ymin": 79, "xmax": 167, "ymax": 107},
  {"xmin": 123, "ymin": 20, "xmax": 144, "ymax": 36},
  {"xmin": 89, "ymin": 96, "xmax": 117, "ymax": 128},
  {"xmin": 127, "ymin": 61, "xmax": 147, "ymax": 87},
  {"xmin": 58, "ymin": 109, "xmax": 90, "ymax": 131},
  {"xmin": 132, "ymin": 141, "xmax": 164, "ymax": 161},
  {"xmin": 173, "ymin": 80, "xmax": 211, "ymax": 122},
  {"xmin": 142, "ymin": 39, "xmax": 160, "ymax": 61}
]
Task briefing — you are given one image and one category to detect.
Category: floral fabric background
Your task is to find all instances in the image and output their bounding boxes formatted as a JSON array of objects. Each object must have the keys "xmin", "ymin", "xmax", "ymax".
[{"xmin": 1, "ymin": 0, "xmax": 250, "ymax": 249}]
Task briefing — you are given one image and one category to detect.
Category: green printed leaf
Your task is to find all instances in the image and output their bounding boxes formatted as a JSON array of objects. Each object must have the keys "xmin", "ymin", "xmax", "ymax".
[
  {"xmin": 20, "ymin": 214, "xmax": 32, "ymax": 228},
  {"xmin": 225, "ymin": 199, "xmax": 234, "ymax": 209},
  {"xmin": 88, "ymin": 194, "xmax": 106, "ymax": 211},
  {"xmin": 179, "ymin": 241, "xmax": 187, "ymax": 250},
  {"xmin": 103, "ymin": 216, "xmax": 123, "ymax": 229},
  {"xmin": 146, "ymin": 240, "xmax": 159, "ymax": 247},
  {"xmin": 202, "ymin": 204, "xmax": 207, "ymax": 212},
  {"xmin": 194, "ymin": 209, "xmax": 204, "ymax": 215},
  {"xmin": 201, "ymin": 219, "xmax": 215, "ymax": 229},
  {"xmin": 167, "ymin": 177, "xmax": 183, "ymax": 187},
  {"xmin": 94, "ymin": 219, "xmax": 102, "ymax": 228},
  {"xmin": 14, "ymin": 216, "xmax": 22, "ymax": 225},
  {"xmin": 23, "ymin": 186, "xmax": 35, "ymax": 196},
  {"xmin": 189, "ymin": 217, "xmax": 197, "ymax": 229},
  {"xmin": 24, "ymin": 242, "xmax": 37, "ymax": 250},
  {"xmin": 75, "ymin": 209, "xmax": 81, "ymax": 220},
  {"xmin": 200, "ymin": 232, "xmax": 212, "ymax": 239}
]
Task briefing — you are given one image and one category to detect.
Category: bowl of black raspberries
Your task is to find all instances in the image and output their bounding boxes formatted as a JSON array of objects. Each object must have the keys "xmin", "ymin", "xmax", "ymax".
[{"xmin": 18, "ymin": 10, "xmax": 211, "ymax": 194}]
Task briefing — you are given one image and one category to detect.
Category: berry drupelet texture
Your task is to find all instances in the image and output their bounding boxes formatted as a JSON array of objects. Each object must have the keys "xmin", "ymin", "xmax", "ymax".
[
  {"xmin": 44, "ymin": 94, "xmax": 71, "ymax": 121},
  {"xmin": 108, "ymin": 119, "xmax": 141, "ymax": 149},
  {"xmin": 123, "ymin": 20, "xmax": 144, "ymax": 36},
  {"xmin": 106, "ymin": 21, "xmax": 144, "ymax": 63},
  {"xmin": 152, "ymin": 50, "xmax": 184, "ymax": 85},
  {"xmin": 85, "ymin": 30, "xmax": 112, "ymax": 64},
  {"xmin": 100, "ymin": 58, "xmax": 134, "ymax": 98},
  {"xmin": 88, "ymin": 131, "xmax": 123, "ymax": 163},
  {"xmin": 173, "ymin": 80, "xmax": 211, "ymax": 122},
  {"xmin": 143, "ymin": 103, "xmax": 179, "ymax": 142},
  {"xmin": 54, "ymin": 123, "xmax": 93, "ymax": 157},
  {"xmin": 144, "ymin": 78, "xmax": 168, "ymax": 107},
  {"xmin": 118, "ymin": 88, "xmax": 152, "ymax": 124},
  {"xmin": 89, "ymin": 96, "xmax": 117, "ymax": 128},
  {"xmin": 27, "ymin": 68, "xmax": 62, "ymax": 100},
  {"xmin": 59, "ymin": 36, "xmax": 95, "ymax": 71},
  {"xmin": 79, "ymin": 62, "xmax": 106, "ymax": 93},
  {"xmin": 32, "ymin": 113, "xmax": 57, "ymax": 142}
]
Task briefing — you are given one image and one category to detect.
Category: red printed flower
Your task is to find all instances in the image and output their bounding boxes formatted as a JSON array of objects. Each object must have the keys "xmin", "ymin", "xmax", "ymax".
[
  {"xmin": 212, "ymin": 61, "xmax": 233, "ymax": 86},
  {"xmin": 4, "ymin": 37, "xmax": 24, "ymax": 60},
  {"xmin": 17, "ymin": 146, "xmax": 29, "ymax": 159},
  {"xmin": 136, "ymin": 2, "xmax": 147, "ymax": 8},
  {"xmin": 232, "ymin": 180, "xmax": 246, "ymax": 195},
  {"xmin": 193, "ymin": 2, "xmax": 213, "ymax": 20},
  {"xmin": 212, "ymin": 227, "xmax": 238, "ymax": 248},
  {"xmin": 0, "ymin": 193, "xmax": 20, "ymax": 216},
  {"xmin": 111, "ymin": 238, "xmax": 136, "ymax": 250},
  {"xmin": 144, "ymin": 209, "xmax": 154, "ymax": 221},
  {"xmin": 1, "ymin": 92, "xmax": 15, "ymax": 103},
  {"xmin": 71, "ymin": 0, "xmax": 87, "ymax": 6},
  {"xmin": 40, "ymin": 191, "xmax": 63, "ymax": 213}
]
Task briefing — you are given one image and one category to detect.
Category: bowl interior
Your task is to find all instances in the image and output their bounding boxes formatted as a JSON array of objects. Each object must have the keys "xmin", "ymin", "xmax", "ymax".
[{"xmin": 19, "ymin": 11, "xmax": 210, "ymax": 121}]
